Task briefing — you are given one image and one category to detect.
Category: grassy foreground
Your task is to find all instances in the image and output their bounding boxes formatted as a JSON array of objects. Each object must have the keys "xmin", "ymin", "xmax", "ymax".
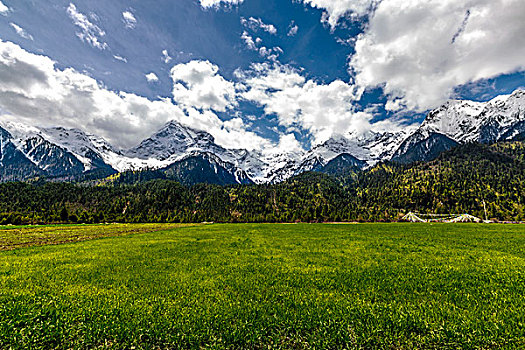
[{"xmin": 0, "ymin": 224, "xmax": 524, "ymax": 349}]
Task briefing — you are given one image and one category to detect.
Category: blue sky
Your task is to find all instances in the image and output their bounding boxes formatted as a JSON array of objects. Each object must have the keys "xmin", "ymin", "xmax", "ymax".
[
  {"xmin": 0, "ymin": 1, "xmax": 356, "ymax": 96},
  {"xmin": 0, "ymin": 0, "xmax": 523, "ymax": 151}
]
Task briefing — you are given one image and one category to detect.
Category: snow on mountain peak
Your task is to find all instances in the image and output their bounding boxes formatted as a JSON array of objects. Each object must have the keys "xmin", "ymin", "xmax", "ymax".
[
  {"xmin": 0, "ymin": 121, "xmax": 41, "ymax": 141},
  {"xmin": 420, "ymin": 89, "xmax": 525, "ymax": 143},
  {"xmin": 126, "ymin": 120, "xmax": 216, "ymax": 161}
]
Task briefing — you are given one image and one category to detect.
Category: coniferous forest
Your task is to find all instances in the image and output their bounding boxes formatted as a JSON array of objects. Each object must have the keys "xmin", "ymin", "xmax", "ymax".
[{"xmin": 1, "ymin": 142, "xmax": 524, "ymax": 225}]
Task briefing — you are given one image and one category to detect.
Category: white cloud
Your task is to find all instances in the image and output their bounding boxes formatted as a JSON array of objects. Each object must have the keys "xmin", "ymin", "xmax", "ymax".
[
  {"xmin": 241, "ymin": 17, "xmax": 277, "ymax": 35},
  {"xmin": 210, "ymin": 116, "xmax": 271, "ymax": 150},
  {"xmin": 258, "ymin": 47, "xmax": 271, "ymax": 56},
  {"xmin": 170, "ymin": 60, "xmax": 237, "ymax": 112},
  {"xmin": 241, "ymin": 31, "xmax": 282, "ymax": 60},
  {"xmin": 301, "ymin": 0, "xmax": 377, "ymax": 29},
  {"xmin": 0, "ymin": 1, "xmax": 9, "ymax": 15},
  {"xmin": 273, "ymin": 133, "xmax": 305, "ymax": 155},
  {"xmin": 145, "ymin": 72, "xmax": 159, "ymax": 83},
  {"xmin": 241, "ymin": 31, "xmax": 257, "ymax": 50},
  {"xmin": 113, "ymin": 55, "xmax": 127, "ymax": 63},
  {"xmin": 162, "ymin": 50, "xmax": 172, "ymax": 64},
  {"xmin": 122, "ymin": 11, "xmax": 137, "ymax": 29},
  {"xmin": 287, "ymin": 22, "xmax": 299, "ymax": 37},
  {"xmin": 238, "ymin": 63, "xmax": 371, "ymax": 144},
  {"xmin": 351, "ymin": 0, "xmax": 525, "ymax": 112},
  {"xmin": 67, "ymin": 3, "xmax": 108, "ymax": 50},
  {"xmin": 0, "ymin": 40, "xmax": 268, "ymax": 151},
  {"xmin": 258, "ymin": 46, "xmax": 282, "ymax": 61},
  {"xmin": 9, "ymin": 23, "xmax": 33, "ymax": 41},
  {"xmin": 199, "ymin": 0, "xmax": 244, "ymax": 8}
]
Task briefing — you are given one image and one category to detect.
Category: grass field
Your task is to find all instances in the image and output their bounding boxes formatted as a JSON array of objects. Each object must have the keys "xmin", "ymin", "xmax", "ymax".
[{"xmin": 0, "ymin": 223, "xmax": 524, "ymax": 349}]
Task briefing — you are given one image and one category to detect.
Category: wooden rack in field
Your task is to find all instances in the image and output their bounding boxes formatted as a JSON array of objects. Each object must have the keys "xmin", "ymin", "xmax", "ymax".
[{"xmin": 401, "ymin": 212, "xmax": 488, "ymax": 223}]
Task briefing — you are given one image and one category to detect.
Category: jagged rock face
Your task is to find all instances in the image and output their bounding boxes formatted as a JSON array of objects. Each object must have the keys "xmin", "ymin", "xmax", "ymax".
[
  {"xmin": 0, "ymin": 120, "xmax": 259, "ymax": 184},
  {"xmin": 0, "ymin": 127, "xmax": 42, "ymax": 181},
  {"xmin": 421, "ymin": 100, "xmax": 485, "ymax": 143},
  {"xmin": 0, "ymin": 89, "xmax": 523, "ymax": 183},
  {"xmin": 418, "ymin": 90, "xmax": 525, "ymax": 144},
  {"xmin": 163, "ymin": 153, "xmax": 253, "ymax": 186},
  {"xmin": 20, "ymin": 136, "xmax": 85, "ymax": 176},
  {"xmin": 123, "ymin": 121, "xmax": 264, "ymax": 184},
  {"xmin": 392, "ymin": 132, "xmax": 459, "ymax": 164},
  {"xmin": 0, "ymin": 123, "xmax": 117, "ymax": 182}
]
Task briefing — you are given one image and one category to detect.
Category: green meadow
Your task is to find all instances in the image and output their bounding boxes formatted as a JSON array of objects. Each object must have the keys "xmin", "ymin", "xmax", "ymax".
[{"xmin": 0, "ymin": 223, "xmax": 524, "ymax": 349}]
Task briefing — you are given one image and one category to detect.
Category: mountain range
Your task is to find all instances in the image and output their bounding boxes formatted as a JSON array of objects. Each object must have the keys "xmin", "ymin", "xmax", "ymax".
[{"xmin": 0, "ymin": 89, "xmax": 523, "ymax": 185}]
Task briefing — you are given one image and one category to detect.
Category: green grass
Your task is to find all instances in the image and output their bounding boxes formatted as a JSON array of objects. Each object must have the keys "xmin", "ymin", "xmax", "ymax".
[{"xmin": 0, "ymin": 223, "xmax": 524, "ymax": 349}]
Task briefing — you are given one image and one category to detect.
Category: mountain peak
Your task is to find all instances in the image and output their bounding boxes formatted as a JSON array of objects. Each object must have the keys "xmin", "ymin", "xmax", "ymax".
[
  {"xmin": 126, "ymin": 120, "xmax": 216, "ymax": 161},
  {"xmin": 160, "ymin": 120, "xmax": 215, "ymax": 143}
]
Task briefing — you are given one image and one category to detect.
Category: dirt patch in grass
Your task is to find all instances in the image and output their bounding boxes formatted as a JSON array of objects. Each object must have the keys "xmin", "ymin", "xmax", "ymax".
[{"xmin": 0, "ymin": 223, "xmax": 193, "ymax": 250}]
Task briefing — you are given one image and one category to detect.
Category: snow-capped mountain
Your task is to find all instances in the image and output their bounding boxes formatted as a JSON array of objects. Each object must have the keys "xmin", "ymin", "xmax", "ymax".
[
  {"xmin": 0, "ymin": 89, "xmax": 523, "ymax": 183},
  {"xmin": 0, "ymin": 120, "xmax": 262, "ymax": 184},
  {"xmin": 279, "ymin": 127, "xmax": 417, "ymax": 177},
  {"xmin": 19, "ymin": 135, "xmax": 85, "ymax": 176},
  {"xmin": 257, "ymin": 146, "xmax": 306, "ymax": 183},
  {"xmin": 126, "ymin": 120, "xmax": 216, "ymax": 160},
  {"xmin": 124, "ymin": 120, "xmax": 267, "ymax": 183},
  {"xmin": 0, "ymin": 124, "xmax": 86, "ymax": 179},
  {"xmin": 420, "ymin": 90, "xmax": 525, "ymax": 143},
  {"xmin": 393, "ymin": 89, "xmax": 525, "ymax": 162},
  {"xmin": 38, "ymin": 126, "xmax": 118, "ymax": 171},
  {"xmin": 0, "ymin": 121, "xmax": 117, "ymax": 178},
  {"xmin": 0, "ymin": 127, "xmax": 44, "ymax": 181}
]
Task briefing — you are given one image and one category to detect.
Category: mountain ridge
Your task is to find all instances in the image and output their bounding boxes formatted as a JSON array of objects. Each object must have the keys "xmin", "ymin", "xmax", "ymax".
[{"xmin": 0, "ymin": 89, "xmax": 523, "ymax": 184}]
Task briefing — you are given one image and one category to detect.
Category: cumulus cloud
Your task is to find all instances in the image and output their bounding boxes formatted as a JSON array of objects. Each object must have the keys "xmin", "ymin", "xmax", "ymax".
[
  {"xmin": 273, "ymin": 133, "xmax": 305, "ymax": 155},
  {"xmin": 0, "ymin": 40, "xmax": 268, "ymax": 151},
  {"xmin": 241, "ymin": 17, "xmax": 277, "ymax": 35},
  {"xmin": 300, "ymin": 0, "xmax": 377, "ymax": 29},
  {"xmin": 162, "ymin": 49, "xmax": 172, "ymax": 64},
  {"xmin": 9, "ymin": 23, "xmax": 33, "ymax": 41},
  {"xmin": 0, "ymin": 39, "xmax": 393, "ymax": 152},
  {"xmin": 241, "ymin": 31, "xmax": 257, "ymax": 51},
  {"xmin": 170, "ymin": 60, "xmax": 237, "ymax": 112},
  {"xmin": 67, "ymin": 3, "xmax": 108, "ymax": 50},
  {"xmin": 0, "ymin": 1, "xmax": 9, "ymax": 15},
  {"xmin": 208, "ymin": 115, "xmax": 271, "ymax": 150},
  {"xmin": 199, "ymin": 0, "xmax": 244, "ymax": 8},
  {"xmin": 351, "ymin": 0, "xmax": 525, "ymax": 112},
  {"xmin": 241, "ymin": 31, "xmax": 282, "ymax": 60},
  {"xmin": 287, "ymin": 21, "xmax": 299, "ymax": 37},
  {"xmin": 259, "ymin": 46, "xmax": 282, "ymax": 61},
  {"xmin": 238, "ymin": 63, "xmax": 371, "ymax": 144},
  {"xmin": 122, "ymin": 11, "xmax": 137, "ymax": 29},
  {"xmin": 145, "ymin": 72, "xmax": 159, "ymax": 83}
]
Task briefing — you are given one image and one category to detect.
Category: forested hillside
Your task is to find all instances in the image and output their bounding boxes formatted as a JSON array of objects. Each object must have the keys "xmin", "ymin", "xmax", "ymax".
[
  {"xmin": 354, "ymin": 142, "xmax": 525, "ymax": 221},
  {"xmin": 0, "ymin": 142, "xmax": 524, "ymax": 224}
]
